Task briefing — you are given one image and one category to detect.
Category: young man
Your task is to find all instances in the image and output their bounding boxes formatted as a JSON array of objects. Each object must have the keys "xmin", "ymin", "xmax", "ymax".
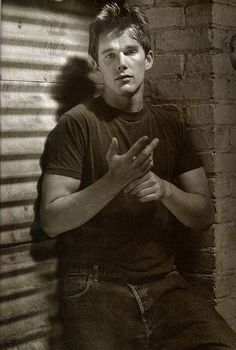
[{"xmin": 40, "ymin": 3, "xmax": 236, "ymax": 349}]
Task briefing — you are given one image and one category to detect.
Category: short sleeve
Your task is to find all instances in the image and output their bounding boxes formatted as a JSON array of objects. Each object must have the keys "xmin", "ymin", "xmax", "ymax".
[
  {"xmin": 172, "ymin": 108, "xmax": 202, "ymax": 178},
  {"xmin": 42, "ymin": 112, "xmax": 88, "ymax": 179}
]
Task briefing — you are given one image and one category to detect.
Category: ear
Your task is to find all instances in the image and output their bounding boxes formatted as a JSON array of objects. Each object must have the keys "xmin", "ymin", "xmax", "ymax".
[
  {"xmin": 88, "ymin": 57, "xmax": 100, "ymax": 72},
  {"xmin": 145, "ymin": 50, "xmax": 154, "ymax": 71}
]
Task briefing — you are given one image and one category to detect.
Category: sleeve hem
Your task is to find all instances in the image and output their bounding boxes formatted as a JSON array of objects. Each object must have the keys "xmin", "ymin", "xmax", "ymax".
[{"xmin": 44, "ymin": 168, "xmax": 82, "ymax": 180}]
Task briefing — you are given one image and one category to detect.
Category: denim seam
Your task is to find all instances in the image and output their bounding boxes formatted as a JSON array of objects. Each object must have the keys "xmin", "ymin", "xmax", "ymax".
[
  {"xmin": 63, "ymin": 273, "xmax": 93, "ymax": 299},
  {"xmin": 127, "ymin": 283, "xmax": 151, "ymax": 347}
]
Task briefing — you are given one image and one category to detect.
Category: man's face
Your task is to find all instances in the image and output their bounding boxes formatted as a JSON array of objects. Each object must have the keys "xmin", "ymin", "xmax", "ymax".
[{"xmin": 97, "ymin": 29, "xmax": 153, "ymax": 98}]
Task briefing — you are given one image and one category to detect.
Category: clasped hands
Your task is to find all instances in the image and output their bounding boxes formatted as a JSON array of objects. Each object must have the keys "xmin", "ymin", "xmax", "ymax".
[{"xmin": 106, "ymin": 136, "xmax": 168, "ymax": 202}]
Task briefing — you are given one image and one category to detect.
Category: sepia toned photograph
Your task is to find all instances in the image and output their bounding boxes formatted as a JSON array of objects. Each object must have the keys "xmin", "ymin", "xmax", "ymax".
[{"xmin": 1, "ymin": 0, "xmax": 236, "ymax": 349}]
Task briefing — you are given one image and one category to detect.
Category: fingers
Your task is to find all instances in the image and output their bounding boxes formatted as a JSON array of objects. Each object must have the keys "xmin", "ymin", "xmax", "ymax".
[
  {"xmin": 150, "ymin": 151, "xmax": 154, "ymax": 167},
  {"xmin": 106, "ymin": 137, "xmax": 118, "ymax": 160},
  {"xmin": 124, "ymin": 172, "xmax": 150, "ymax": 193},
  {"xmin": 135, "ymin": 138, "xmax": 159, "ymax": 165},
  {"xmin": 126, "ymin": 136, "xmax": 149, "ymax": 159},
  {"xmin": 138, "ymin": 193, "xmax": 157, "ymax": 202}
]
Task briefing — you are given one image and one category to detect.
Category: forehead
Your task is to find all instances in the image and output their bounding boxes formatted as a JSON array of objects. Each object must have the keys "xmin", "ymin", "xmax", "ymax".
[{"xmin": 98, "ymin": 28, "xmax": 141, "ymax": 53}]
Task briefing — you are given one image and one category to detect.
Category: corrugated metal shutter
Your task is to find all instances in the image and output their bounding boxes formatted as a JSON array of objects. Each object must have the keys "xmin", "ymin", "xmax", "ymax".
[{"xmin": 0, "ymin": 1, "xmax": 94, "ymax": 348}]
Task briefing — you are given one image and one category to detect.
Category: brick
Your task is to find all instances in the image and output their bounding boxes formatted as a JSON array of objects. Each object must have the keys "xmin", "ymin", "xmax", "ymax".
[
  {"xmin": 215, "ymin": 198, "xmax": 232, "ymax": 222},
  {"xmin": 229, "ymin": 80, "xmax": 236, "ymax": 100},
  {"xmin": 213, "ymin": 79, "xmax": 231, "ymax": 100},
  {"xmin": 127, "ymin": 0, "xmax": 155, "ymax": 7},
  {"xmin": 214, "ymin": 223, "xmax": 231, "ymax": 247},
  {"xmin": 229, "ymin": 224, "xmax": 236, "ymax": 247},
  {"xmin": 229, "ymin": 176, "xmax": 236, "ymax": 196},
  {"xmin": 186, "ymin": 3, "xmax": 212, "ymax": 27},
  {"xmin": 216, "ymin": 245, "xmax": 236, "ymax": 272},
  {"xmin": 199, "ymin": 151, "xmax": 215, "ymax": 173},
  {"xmin": 147, "ymin": 53, "xmax": 183, "ymax": 77},
  {"xmin": 184, "ymin": 53, "xmax": 213, "ymax": 78},
  {"xmin": 215, "ymin": 274, "xmax": 236, "ymax": 299},
  {"xmin": 212, "ymin": 3, "xmax": 236, "ymax": 28},
  {"xmin": 185, "ymin": 104, "xmax": 213, "ymax": 126},
  {"xmin": 154, "ymin": 27, "xmax": 211, "ymax": 53},
  {"xmin": 214, "ymin": 222, "xmax": 236, "ymax": 249},
  {"xmin": 207, "ymin": 178, "xmax": 215, "ymax": 197},
  {"xmin": 213, "ymin": 104, "xmax": 236, "ymax": 125},
  {"xmin": 146, "ymin": 78, "xmax": 213, "ymax": 100},
  {"xmin": 212, "ymin": 53, "xmax": 236, "ymax": 78},
  {"xmin": 215, "ymin": 126, "xmax": 230, "ymax": 151},
  {"xmin": 232, "ymin": 199, "xmax": 236, "ymax": 218},
  {"xmin": 189, "ymin": 127, "xmax": 214, "ymax": 151},
  {"xmin": 215, "ymin": 152, "xmax": 236, "ymax": 172},
  {"xmin": 145, "ymin": 6, "xmax": 184, "ymax": 29},
  {"xmin": 190, "ymin": 250, "xmax": 216, "ymax": 274},
  {"xmin": 209, "ymin": 174, "xmax": 230, "ymax": 198},
  {"xmin": 210, "ymin": 27, "xmax": 236, "ymax": 52},
  {"xmin": 214, "ymin": 79, "xmax": 236, "ymax": 101},
  {"xmin": 229, "ymin": 128, "xmax": 236, "ymax": 148},
  {"xmin": 154, "ymin": 0, "xmax": 213, "ymax": 5}
]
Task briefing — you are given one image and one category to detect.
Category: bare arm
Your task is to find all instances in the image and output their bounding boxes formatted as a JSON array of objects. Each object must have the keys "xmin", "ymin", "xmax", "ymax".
[
  {"xmin": 124, "ymin": 167, "xmax": 214, "ymax": 230},
  {"xmin": 40, "ymin": 136, "xmax": 159, "ymax": 237}
]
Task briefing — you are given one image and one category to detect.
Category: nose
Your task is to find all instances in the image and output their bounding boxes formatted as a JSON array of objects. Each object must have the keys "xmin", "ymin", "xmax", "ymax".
[{"xmin": 118, "ymin": 53, "xmax": 127, "ymax": 71}]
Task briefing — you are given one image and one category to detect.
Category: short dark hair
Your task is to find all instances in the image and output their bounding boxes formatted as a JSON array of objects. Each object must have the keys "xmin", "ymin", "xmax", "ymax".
[{"xmin": 88, "ymin": 2, "xmax": 151, "ymax": 63}]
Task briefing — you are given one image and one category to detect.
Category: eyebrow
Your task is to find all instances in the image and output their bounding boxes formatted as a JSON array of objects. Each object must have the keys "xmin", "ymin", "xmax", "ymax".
[{"xmin": 101, "ymin": 45, "xmax": 139, "ymax": 55}]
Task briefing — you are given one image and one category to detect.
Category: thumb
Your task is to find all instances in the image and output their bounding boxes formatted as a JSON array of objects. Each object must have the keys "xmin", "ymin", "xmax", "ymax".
[{"xmin": 106, "ymin": 137, "xmax": 118, "ymax": 160}]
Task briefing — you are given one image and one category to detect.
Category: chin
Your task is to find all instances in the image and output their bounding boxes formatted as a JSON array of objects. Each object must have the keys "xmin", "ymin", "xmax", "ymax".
[{"xmin": 117, "ymin": 85, "xmax": 137, "ymax": 96}]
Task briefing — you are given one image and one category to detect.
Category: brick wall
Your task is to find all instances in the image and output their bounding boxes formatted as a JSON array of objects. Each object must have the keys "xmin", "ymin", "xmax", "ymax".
[
  {"xmin": 211, "ymin": 1, "xmax": 236, "ymax": 331},
  {"xmin": 128, "ymin": 0, "xmax": 236, "ymax": 331}
]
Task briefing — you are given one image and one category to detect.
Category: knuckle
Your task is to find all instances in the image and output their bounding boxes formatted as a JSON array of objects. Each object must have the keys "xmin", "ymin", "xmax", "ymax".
[{"xmin": 142, "ymin": 149, "xmax": 149, "ymax": 158}]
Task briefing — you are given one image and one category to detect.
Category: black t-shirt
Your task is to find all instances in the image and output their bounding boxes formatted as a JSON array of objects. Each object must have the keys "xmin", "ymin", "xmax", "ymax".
[{"xmin": 43, "ymin": 95, "xmax": 202, "ymax": 279}]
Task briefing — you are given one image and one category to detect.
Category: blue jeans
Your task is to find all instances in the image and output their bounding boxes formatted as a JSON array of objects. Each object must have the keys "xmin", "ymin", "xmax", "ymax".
[{"xmin": 61, "ymin": 263, "xmax": 236, "ymax": 350}]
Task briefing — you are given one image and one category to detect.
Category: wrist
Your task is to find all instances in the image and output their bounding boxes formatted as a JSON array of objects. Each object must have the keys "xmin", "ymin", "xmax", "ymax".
[
  {"xmin": 105, "ymin": 171, "xmax": 125, "ymax": 193},
  {"xmin": 161, "ymin": 180, "xmax": 172, "ymax": 201}
]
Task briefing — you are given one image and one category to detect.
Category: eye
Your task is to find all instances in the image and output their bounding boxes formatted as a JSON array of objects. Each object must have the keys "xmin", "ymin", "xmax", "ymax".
[
  {"xmin": 125, "ymin": 48, "xmax": 137, "ymax": 56},
  {"xmin": 105, "ymin": 52, "xmax": 115, "ymax": 59}
]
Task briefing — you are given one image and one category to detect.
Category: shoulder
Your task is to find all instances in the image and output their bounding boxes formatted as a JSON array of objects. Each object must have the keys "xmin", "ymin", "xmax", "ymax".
[
  {"xmin": 145, "ymin": 101, "xmax": 182, "ymax": 118},
  {"xmin": 55, "ymin": 97, "xmax": 100, "ymax": 133},
  {"xmin": 144, "ymin": 101, "xmax": 185, "ymax": 129}
]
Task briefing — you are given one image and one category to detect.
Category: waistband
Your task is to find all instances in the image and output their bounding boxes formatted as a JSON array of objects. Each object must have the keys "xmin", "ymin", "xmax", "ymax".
[{"xmin": 62, "ymin": 261, "xmax": 177, "ymax": 284}]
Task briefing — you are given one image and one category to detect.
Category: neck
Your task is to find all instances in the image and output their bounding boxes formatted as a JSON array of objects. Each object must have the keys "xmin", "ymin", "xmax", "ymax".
[{"xmin": 102, "ymin": 86, "xmax": 144, "ymax": 113}]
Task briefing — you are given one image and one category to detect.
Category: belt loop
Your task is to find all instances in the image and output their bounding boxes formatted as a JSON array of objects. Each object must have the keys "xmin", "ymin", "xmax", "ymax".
[{"xmin": 93, "ymin": 264, "xmax": 99, "ymax": 282}]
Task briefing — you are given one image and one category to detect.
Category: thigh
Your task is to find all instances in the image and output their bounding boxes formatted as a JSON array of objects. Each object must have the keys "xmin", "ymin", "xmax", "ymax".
[
  {"xmin": 61, "ymin": 272, "xmax": 148, "ymax": 350},
  {"xmin": 149, "ymin": 274, "xmax": 236, "ymax": 350}
]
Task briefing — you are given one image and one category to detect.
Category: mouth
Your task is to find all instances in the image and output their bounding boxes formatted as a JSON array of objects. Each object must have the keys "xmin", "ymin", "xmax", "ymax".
[{"xmin": 115, "ymin": 74, "xmax": 133, "ymax": 81}]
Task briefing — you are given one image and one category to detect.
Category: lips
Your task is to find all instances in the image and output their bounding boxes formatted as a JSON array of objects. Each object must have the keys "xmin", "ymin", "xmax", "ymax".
[{"xmin": 116, "ymin": 74, "xmax": 133, "ymax": 80}]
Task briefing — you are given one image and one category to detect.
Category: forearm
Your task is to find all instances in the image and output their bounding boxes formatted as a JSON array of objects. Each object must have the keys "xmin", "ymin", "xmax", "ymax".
[
  {"xmin": 161, "ymin": 181, "xmax": 214, "ymax": 230},
  {"xmin": 41, "ymin": 173, "xmax": 122, "ymax": 237}
]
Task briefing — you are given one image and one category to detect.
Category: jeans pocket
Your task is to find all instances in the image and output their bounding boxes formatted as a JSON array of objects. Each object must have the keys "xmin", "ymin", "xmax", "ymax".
[{"xmin": 63, "ymin": 272, "xmax": 92, "ymax": 299}]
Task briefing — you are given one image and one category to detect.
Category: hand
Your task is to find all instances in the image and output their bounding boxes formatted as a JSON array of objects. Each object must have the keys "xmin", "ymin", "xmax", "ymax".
[
  {"xmin": 124, "ymin": 171, "xmax": 168, "ymax": 202},
  {"xmin": 106, "ymin": 136, "xmax": 159, "ymax": 188}
]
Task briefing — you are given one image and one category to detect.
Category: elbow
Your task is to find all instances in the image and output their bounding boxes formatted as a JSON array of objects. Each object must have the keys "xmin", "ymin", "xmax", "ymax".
[
  {"xmin": 42, "ymin": 223, "xmax": 58, "ymax": 238},
  {"xmin": 40, "ymin": 219, "xmax": 57, "ymax": 238},
  {"xmin": 189, "ymin": 203, "xmax": 215, "ymax": 231},
  {"xmin": 40, "ymin": 209, "xmax": 59, "ymax": 238}
]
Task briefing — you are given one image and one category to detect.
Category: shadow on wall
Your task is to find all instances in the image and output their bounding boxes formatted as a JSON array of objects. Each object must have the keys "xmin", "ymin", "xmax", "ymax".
[
  {"xmin": 52, "ymin": 56, "xmax": 96, "ymax": 121},
  {"xmin": 30, "ymin": 57, "xmax": 96, "ymax": 350}
]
